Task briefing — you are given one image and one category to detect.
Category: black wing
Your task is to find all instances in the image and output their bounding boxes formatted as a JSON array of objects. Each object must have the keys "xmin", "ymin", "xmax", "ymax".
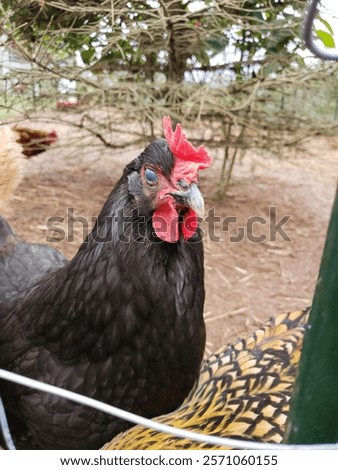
[{"xmin": 0, "ymin": 215, "xmax": 67, "ymax": 314}]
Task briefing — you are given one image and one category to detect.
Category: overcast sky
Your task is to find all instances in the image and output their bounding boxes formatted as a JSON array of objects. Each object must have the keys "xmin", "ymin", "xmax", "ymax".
[
  {"xmin": 323, "ymin": 0, "xmax": 338, "ymax": 16},
  {"xmin": 318, "ymin": 0, "xmax": 338, "ymax": 51},
  {"xmin": 320, "ymin": 0, "xmax": 338, "ymax": 33}
]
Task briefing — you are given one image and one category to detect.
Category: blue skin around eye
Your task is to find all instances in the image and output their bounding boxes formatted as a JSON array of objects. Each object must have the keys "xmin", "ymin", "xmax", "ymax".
[{"xmin": 145, "ymin": 168, "xmax": 158, "ymax": 183}]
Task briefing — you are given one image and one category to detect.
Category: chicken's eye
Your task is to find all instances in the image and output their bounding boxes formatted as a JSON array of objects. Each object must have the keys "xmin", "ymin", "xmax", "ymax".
[{"xmin": 144, "ymin": 168, "xmax": 158, "ymax": 185}]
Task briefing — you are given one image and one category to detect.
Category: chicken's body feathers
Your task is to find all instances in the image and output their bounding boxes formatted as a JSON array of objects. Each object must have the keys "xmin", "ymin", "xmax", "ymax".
[
  {"xmin": 104, "ymin": 308, "xmax": 308, "ymax": 450},
  {"xmin": 0, "ymin": 217, "xmax": 67, "ymax": 308}
]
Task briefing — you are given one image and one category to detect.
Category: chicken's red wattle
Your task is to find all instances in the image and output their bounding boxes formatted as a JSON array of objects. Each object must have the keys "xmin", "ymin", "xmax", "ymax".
[{"xmin": 153, "ymin": 200, "xmax": 198, "ymax": 243}]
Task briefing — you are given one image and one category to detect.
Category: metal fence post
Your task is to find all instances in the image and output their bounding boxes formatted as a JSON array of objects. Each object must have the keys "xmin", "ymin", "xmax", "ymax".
[{"xmin": 285, "ymin": 187, "xmax": 338, "ymax": 444}]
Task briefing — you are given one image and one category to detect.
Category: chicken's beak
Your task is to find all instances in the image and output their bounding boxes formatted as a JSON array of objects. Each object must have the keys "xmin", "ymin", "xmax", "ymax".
[{"xmin": 170, "ymin": 183, "xmax": 205, "ymax": 219}]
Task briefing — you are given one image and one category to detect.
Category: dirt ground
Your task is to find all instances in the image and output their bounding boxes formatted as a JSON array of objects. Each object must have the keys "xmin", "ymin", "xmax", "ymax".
[{"xmin": 2, "ymin": 121, "xmax": 338, "ymax": 354}]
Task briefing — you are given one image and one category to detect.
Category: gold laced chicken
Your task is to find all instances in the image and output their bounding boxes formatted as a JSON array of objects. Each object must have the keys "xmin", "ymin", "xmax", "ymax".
[{"xmin": 103, "ymin": 308, "xmax": 309, "ymax": 450}]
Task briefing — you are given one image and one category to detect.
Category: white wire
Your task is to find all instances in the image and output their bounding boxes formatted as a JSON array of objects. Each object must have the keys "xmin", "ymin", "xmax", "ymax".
[
  {"xmin": 0, "ymin": 393, "xmax": 15, "ymax": 449},
  {"xmin": 1, "ymin": 369, "xmax": 338, "ymax": 450}
]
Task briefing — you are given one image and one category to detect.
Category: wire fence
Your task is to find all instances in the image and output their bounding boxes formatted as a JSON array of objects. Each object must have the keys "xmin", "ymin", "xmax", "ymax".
[{"xmin": 0, "ymin": 368, "xmax": 338, "ymax": 451}]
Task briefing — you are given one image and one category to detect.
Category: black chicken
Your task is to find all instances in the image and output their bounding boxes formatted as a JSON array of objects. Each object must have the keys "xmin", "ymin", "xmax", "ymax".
[{"xmin": 0, "ymin": 117, "xmax": 212, "ymax": 449}]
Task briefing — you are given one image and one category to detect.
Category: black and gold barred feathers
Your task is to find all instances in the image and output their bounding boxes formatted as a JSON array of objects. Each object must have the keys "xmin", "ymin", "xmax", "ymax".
[{"xmin": 104, "ymin": 308, "xmax": 309, "ymax": 450}]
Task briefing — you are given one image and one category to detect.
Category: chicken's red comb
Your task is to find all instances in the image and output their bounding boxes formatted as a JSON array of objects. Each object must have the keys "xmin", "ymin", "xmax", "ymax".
[{"xmin": 163, "ymin": 116, "xmax": 212, "ymax": 169}]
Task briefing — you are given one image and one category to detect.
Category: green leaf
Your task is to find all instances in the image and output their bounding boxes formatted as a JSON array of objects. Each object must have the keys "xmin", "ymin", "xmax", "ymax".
[
  {"xmin": 316, "ymin": 29, "xmax": 336, "ymax": 48},
  {"xmin": 318, "ymin": 17, "xmax": 334, "ymax": 36},
  {"xmin": 250, "ymin": 11, "xmax": 264, "ymax": 21},
  {"xmin": 266, "ymin": 28, "xmax": 293, "ymax": 54},
  {"xmin": 261, "ymin": 62, "xmax": 282, "ymax": 77},
  {"xmin": 80, "ymin": 47, "xmax": 96, "ymax": 64},
  {"xmin": 206, "ymin": 38, "xmax": 225, "ymax": 52}
]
